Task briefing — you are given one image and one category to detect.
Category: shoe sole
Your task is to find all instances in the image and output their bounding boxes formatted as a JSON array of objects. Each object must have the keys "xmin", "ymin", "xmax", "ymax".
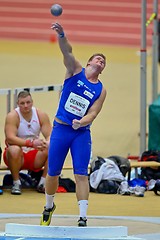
[
  {"xmin": 37, "ymin": 189, "xmax": 45, "ymax": 194},
  {"xmin": 37, "ymin": 185, "xmax": 45, "ymax": 194},
  {"xmin": 121, "ymin": 192, "xmax": 130, "ymax": 196},
  {"xmin": 11, "ymin": 192, "xmax": 21, "ymax": 195},
  {"xmin": 135, "ymin": 194, "xmax": 144, "ymax": 197},
  {"xmin": 78, "ymin": 223, "xmax": 87, "ymax": 227},
  {"xmin": 78, "ymin": 218, "xmax": 87, "ymax": 227},
  {"xmin": 40, "ymin": 204, "xmax": 56, "ymax": 226}
]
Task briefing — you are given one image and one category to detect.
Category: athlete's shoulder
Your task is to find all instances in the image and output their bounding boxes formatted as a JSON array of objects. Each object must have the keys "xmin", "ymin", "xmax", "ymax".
[
  {"xmin": 7, "ymin": 108, "xmax": 19, "ymax": 118},
  {"xmin": 5, "ymin": 109, "xmax": 19, "ymax": 126},
  {"xmin": 36, "ymin": 108, "xmax": 50, "ymax": 123}
]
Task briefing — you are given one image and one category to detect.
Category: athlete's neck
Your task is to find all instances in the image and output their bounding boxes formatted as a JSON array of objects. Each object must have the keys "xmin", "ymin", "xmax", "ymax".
[
  {"xmin": 20, "ymin": 110, "xmax": 32, "ymax": 122},
  {"xmin": 85, "ymin": 67, "xmax": 99, "ymax": 83}
]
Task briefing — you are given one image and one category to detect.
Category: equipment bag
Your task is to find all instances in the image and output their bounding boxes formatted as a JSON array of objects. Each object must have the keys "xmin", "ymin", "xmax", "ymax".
[
  {"xmin": 89, "ymin": 156, "xmax": 126, "ymax": 194},
  {"xmin": 140, "ymin": 150, "xmax": 160, "ymax": 162},
  {"xmin": 140, "ymin": 150, "xmax": 160, "ymax": 181}
]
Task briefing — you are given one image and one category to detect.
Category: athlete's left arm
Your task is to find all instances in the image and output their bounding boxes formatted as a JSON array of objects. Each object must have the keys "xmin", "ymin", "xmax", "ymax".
[
  {"xmin": 72, "ymin": 87, "xmax": 107, "ymax": 129},
  {"xmin": 38, "ymin": 110, "xmax": 52, "ymax": 142}
]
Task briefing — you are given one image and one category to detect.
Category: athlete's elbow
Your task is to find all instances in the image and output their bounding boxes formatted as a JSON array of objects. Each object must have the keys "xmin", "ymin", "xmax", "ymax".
[{"xmin": 5, "ymin": 136, "xmax": 15, "ymax": 145}]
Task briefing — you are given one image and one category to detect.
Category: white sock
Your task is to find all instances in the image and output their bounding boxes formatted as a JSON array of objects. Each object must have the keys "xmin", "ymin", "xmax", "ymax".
[
  {"xmin": 45, "ymin": 193, "xmax": 55, "ymax": 209},
  {"xmin": 38, "ymin": 177, "xmax": 45, "ymax": 186},
  {"xmin": 13, "ymin": 180, "xmax": 21, "ymax": 185},
  {"xmin": 78, "ymin": 200, "xmax": 88, "ymax": 218}
]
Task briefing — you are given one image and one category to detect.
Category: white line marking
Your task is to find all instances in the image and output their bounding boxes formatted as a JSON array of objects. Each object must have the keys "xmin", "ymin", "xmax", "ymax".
[{"xmin": 15, "ymin": 238, "xmax": 25, "ymax": 240}]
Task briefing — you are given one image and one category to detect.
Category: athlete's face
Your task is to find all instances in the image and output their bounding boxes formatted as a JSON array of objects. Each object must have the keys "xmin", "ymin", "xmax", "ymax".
[
  {"xmin": 89, "ymin": 55, "xmax": 106, "ymax": 73},
  {"xmin": 17, "ymin": 96, "xmax": 33, "ymax": 114}
]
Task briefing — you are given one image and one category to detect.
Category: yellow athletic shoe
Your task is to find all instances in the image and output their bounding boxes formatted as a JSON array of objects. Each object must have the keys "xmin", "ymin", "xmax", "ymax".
[{"xmin": 40, "ymin": 204, "xmax": 56, "ymax": 226}]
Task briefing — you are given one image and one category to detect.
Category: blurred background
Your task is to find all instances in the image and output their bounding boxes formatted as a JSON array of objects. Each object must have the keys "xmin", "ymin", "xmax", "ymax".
[{"xmin": 0, "ymin": 0, "xmax": 159, "ymax": 165}]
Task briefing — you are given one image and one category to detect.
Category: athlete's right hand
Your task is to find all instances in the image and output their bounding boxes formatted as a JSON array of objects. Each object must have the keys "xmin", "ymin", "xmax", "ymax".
[
  {"xmin": 33, "ymin": 139, "xmax": 47, "ymax": 151},
  {"xmin": 72, "ymin": 119, "xmax": 81, "ymax": 130},
  {"xmin": 51, "ymin": 22, "xmax": 64, "ymax": 35}
]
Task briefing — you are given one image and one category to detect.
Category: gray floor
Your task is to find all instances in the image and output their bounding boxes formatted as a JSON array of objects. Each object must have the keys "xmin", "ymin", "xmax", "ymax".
[{"xmin": 0, "ymin": 214, "xmax": 160, "ymax": 240}]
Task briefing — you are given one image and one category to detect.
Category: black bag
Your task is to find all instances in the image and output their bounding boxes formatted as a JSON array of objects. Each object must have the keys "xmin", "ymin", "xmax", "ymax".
[
  {"xmin": 141, "ymin": 150, "xmax": 160, "ymax": 162},
  {"xmin": 28, "ymin": 171, "xmax": 76, "ymax": 192},
  {"xmin": 59, "ymin": 177, "xmax": 76, "ymax": 192},
  {"xmin": 154, "ymin": 179, "xmax": 160, "ymax": 196},
  {"xmin": 140, "ymin": 167, "xmax": 160, "ymax": 181},
  {"xmin": 96, "ymin": 180, "xmax": 119, "ymax": 194},
  {"xmin": 90, "ymin": 156, "xmax": 106, "ymax": 174},
  {"xmin": 28, "ymin": 170, "xmax": 43, "ymax": 187},
  {"xmin": 108, "ymin": 155, "xmax": 131, "ymax": 177},
  {"xmin": 140, "ymin": 150, "xmax": 160, "ymax": 181},
  {"xmin": 89, "ymin": 155, "xmax": 131, "ymax": 177},
  {"xmin": 3, "ymin": 172, "xmax": 34, "ymax": 189},
  {"xmin": 89, "ymin": 156, "xmax": 121, "ymax": 194}
]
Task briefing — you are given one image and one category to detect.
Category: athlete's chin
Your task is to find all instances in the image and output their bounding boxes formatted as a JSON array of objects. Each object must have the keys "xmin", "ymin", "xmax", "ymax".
[
  {"xmin": 94, "ymin": 64, "xmax": 103, "ymax": 71},
  {"xmin": 23, "ymin": 109, "xmax": 31, "ymax": 113}
]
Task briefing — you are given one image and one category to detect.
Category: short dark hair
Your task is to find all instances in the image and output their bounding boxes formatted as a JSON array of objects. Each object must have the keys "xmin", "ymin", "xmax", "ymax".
[
  {"xmin": 17, "ymin": 90, "xmax": 31, "ymax": 99},
  {"xmin": 87, "ymin": 53, "xmax": 106, "ymax": 65}
]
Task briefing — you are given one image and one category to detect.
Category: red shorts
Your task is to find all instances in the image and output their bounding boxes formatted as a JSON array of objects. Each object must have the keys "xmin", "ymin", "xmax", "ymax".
[{"xmin": 3, "ymin": 148, "xmax": 42, "ymax": 172}]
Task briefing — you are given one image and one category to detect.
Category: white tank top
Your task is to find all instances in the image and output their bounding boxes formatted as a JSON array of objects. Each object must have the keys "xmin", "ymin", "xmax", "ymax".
[{"xmin": 15, "ymin": 107, "xmax": 41, "ymax": 152}]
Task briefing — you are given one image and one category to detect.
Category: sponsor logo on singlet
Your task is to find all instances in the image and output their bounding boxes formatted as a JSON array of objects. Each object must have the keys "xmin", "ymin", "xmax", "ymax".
[
  {"xmin": 65, "ymin": 92, "xmax": 90, "ymax": 117},
  {"xmin": 83, "ymin": 90, "xmax": 94, "ymax": 99},
  {"xmin": 77, "ymin": 80, "xmax": 84, "ymax": 87}
]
